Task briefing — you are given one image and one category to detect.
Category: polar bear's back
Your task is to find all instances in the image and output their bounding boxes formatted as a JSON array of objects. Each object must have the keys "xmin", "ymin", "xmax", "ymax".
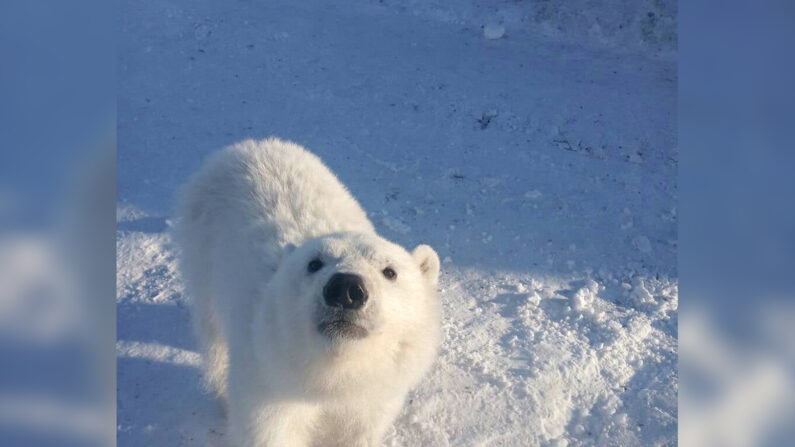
[
  {"xmin": 230, "ymin": 138, "xmax": 375, "ymax": 239},
  {"xmin": 179, "ymin": 137, "xmax": 374, "ymax": 250}
]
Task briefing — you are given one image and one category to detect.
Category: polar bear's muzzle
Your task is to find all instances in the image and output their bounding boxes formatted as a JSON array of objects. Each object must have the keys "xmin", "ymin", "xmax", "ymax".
[
  {"xmin": 317, "ymin": 273, "xmax": 372, "ymax": 339},
  {"xmin": 323, "ymin": 273, "xmax": 368, "ymax": 310}
]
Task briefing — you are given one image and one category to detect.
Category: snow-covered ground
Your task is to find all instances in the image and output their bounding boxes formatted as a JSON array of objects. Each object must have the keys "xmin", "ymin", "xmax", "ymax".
[{"xmin": 118, "ymin": 1, "xmax": 677, "ymax": 446}]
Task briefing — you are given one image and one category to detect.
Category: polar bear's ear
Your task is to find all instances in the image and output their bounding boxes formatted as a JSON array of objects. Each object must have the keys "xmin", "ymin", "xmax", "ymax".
[{"xmin": 412, "ymin": 244, "xmax": 440, "ymax": 287}]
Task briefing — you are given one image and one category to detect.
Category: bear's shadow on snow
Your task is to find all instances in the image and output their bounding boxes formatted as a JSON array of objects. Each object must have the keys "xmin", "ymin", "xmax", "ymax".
[
  {"xmin": 114, "ymin": 235, "xmax": 222, "ymax": 444},
  {"xmin": 117, "ymin": 356, "xmax": 227, "ymax": 447},
  {"xmin": 117, "ymin": 301, "xmax": 195, "ymax": 351},
  {"xmin": 117, "ymin": 301, "xmax": 229, "ymax": 445}
]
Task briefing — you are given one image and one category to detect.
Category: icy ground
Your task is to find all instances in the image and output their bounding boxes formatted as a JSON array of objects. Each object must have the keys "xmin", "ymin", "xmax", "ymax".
[{"xmin": 117, "ymin": 1, "xmax": 677, "ymax": 446}]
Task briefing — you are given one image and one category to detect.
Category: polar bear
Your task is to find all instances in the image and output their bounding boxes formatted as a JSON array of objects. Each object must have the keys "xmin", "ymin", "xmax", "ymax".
[{"xmin": 176, "ymin": 138, "xmax": 441, "ymax": 447}]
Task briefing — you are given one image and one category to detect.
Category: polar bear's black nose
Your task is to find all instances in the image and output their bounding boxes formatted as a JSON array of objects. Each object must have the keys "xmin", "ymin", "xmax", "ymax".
[{"xmin": 323, "ymin": 273, "xmax": 368, "ymax": 310}]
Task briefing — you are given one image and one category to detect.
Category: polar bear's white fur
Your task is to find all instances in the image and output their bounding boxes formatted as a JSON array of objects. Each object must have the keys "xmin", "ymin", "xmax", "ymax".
[{"xmin": 176, "ymin": 138, "xmax": 441, "ymax": 447}]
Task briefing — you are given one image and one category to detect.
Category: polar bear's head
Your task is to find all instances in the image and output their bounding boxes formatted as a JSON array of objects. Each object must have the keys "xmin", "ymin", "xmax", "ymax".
[
  {"xmin": 279, "ymin": 231, "xmax": 439, "ymax": 337},
  {"xmin": 255, "ymin": 232, "xmax": 440, "ymax": 382}
]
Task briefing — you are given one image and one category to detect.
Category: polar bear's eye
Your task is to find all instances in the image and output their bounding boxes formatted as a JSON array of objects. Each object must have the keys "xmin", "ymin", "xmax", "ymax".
[
  {"xmin": 382, "ymin": 267, "xmax": 397, "ymax": 280},
  {"xmin": 307, "ymin": 259, "xmax": 324, "ymax": 273}
]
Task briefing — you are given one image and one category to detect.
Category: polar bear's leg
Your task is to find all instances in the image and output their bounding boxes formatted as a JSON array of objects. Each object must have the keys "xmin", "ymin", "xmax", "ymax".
[
  {"xmin": 319, "ymin": 397, "xmax": 405, "ymax": 447},
  {"xmin": 362, "ymin": 396, "xmax": 406, "ymax": 447},
  {"xmin": 191, "ymin": 296, "xmax": 229, "ymax": 401},
  {"xmin": 231, "ymin": 402, "xmax": 318, "ymax": 447},
  {"xmin": 179, "ymin": 179, "xmax": 230, "ymax": 401}
]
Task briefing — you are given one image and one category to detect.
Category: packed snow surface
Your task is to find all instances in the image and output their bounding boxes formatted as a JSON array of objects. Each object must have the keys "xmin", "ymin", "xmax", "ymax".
[{"xmin": 118, "ymin": 0, "xmax": 677, "ymax": 446}]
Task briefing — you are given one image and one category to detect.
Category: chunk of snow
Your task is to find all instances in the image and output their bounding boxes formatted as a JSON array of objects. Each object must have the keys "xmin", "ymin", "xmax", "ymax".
[
  {"xmin": 525, "ymin": 189, "xmax": 543, "ymax": 200},
  {"xmin": 632, "ymin": 235, "xmax": 652, "ymax": 253},
  {"xmin": 571, "ymin": 279, "xmax": 601, "ymax": 313},
  {"xmin": 484, "ymin": 23, "xmax": 506, "ymax": 40}
]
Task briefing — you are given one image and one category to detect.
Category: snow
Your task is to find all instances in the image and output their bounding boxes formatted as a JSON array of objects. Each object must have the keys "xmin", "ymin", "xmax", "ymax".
[{"xmin": 118, "ymin": 0, "xmax": 677, "ymax": 446}]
